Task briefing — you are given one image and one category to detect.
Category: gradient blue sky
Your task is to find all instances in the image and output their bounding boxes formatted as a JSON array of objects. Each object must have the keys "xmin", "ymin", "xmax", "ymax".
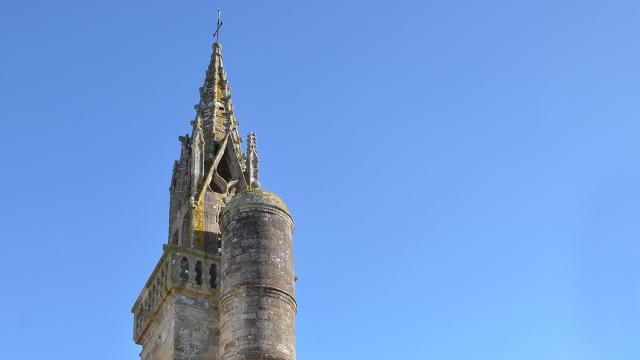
[{"xmin": 0, "ymin": 1, "xmax": 639, "ymax": 359}]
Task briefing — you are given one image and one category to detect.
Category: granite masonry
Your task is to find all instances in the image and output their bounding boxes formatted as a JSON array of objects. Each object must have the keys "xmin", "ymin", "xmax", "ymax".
[{"xmin": 131, "ymin": 37, "xmax": 296, "ymax": 360}]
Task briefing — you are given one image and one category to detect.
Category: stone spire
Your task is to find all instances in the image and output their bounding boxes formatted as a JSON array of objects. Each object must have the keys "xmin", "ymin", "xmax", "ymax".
[
  {"xmin": 195, "ymin": 42, "xmax": 243, "ymax": 159},
  {"xmin": 167, "ymin": 39, "xmax": 248, "ymax": 249}
]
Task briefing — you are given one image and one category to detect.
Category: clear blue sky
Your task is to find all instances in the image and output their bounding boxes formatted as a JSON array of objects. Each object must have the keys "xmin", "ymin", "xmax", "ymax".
[{"xmin": 0, "ymin": 0, "xmax": 638, "ymax": 359}]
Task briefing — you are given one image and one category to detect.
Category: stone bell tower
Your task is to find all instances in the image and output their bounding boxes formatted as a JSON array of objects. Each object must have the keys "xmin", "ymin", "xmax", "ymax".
[{"xmin": 131, "ymin": 18, "xmax": 296, "ymax": 360}]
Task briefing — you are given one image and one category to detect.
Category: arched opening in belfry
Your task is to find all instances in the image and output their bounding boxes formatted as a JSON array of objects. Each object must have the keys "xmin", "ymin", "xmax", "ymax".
[
  {"xmin": 195, "ymin": 261, "xmax": 203, "ymax": 285},
  {"xmin": 218, "ymin": 155, "xmax": 232, "ymax": 182},
  {"xmin": 211, "ymin": 153, "xmax": 233, "ymax": 194}
]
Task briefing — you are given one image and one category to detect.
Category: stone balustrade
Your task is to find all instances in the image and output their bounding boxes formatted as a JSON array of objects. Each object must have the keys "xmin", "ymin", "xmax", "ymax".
[{"xmin": 132, "ymin": 245, "xmax": 220, "ymax": 344}]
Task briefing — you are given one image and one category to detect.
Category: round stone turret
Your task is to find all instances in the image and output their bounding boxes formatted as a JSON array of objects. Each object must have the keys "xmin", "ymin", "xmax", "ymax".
[{"xmin": 219, "ymin": 189, "xmax": 296, "ymax": 360}]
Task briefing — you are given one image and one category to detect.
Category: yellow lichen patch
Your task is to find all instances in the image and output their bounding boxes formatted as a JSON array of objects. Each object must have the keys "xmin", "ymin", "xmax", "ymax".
[
  {"xmin": 193, "ymin": 196, "xmax": 205, "ymax": 232},
  {"xmin": 192, "ymin": 196, "xmax": 206, "ymax": 249},
  {"xmin": 216, "ymin": 83, "xmax": 224, "ymax": 101}
]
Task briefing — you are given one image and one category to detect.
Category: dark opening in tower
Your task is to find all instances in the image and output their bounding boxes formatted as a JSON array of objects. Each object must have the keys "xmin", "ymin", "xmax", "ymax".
[
  {"xmin": 211, "ymin": 150, "xmax": 234, "ymax": 194},
  {"xmin": 217, "ymin": 155, "xmax": 232, "ymax": 184}
]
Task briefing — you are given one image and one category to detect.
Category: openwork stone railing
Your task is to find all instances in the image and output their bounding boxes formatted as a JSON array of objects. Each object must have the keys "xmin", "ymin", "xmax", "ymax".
[{"xmin": 132, "ymin": 245, "xmax": 220, "ymax": 344}]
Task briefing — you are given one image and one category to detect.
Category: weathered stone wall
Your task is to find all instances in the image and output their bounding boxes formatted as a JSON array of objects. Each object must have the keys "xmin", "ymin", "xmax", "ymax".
[
  {"xmin": 219, "ymin": 192, "xmax": 296, "ymax": 360},
  {"xmin": 137, "ymin": 294, "xmax": 219, "ymax": 360},
  {"xmin": 139, "ymin": 303, "xmax": 175, "ymax": 360},
  {"xmin": 173, "ymin": 294, "xmax": 219, "ymax": 360},
  {"xmin": 133, "ymin": 245, "xmax": 220, "ymax": 360}
]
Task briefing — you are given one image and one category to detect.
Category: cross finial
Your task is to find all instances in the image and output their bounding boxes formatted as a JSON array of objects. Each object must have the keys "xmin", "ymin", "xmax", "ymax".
[{"xmin": 213, "ymin": 8, "xmax": 223, "ymax": 43}]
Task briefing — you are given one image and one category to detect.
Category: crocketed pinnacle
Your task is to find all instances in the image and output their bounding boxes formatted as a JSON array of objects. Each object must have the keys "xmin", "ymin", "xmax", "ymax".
[{"xmin": 245, "ymin": 133, "xmax": 260, "ymax": 189}]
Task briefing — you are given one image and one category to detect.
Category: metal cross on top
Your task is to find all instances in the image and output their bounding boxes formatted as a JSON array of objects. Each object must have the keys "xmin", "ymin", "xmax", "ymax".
[{"xmin": 213, "ymin": 9, "xmax": 223, "ymax": 43}]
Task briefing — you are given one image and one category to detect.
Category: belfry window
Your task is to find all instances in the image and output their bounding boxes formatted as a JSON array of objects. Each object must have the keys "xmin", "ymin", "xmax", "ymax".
[{"xmin": 211, "ymin": 154, "xmax": 233, "ymax": 194}]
